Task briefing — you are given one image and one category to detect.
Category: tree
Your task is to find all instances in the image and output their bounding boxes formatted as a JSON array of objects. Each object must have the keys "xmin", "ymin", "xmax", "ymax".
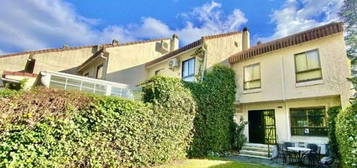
[{"xmin": 340, "ymin": 0, "xmax": 357, "ymax": 72}]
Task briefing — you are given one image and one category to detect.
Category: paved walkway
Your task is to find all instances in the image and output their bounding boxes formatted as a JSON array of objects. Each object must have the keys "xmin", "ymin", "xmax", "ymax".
[{"xmin": 225, "ymin": 155, "xmax": 304, "ymax": 168}]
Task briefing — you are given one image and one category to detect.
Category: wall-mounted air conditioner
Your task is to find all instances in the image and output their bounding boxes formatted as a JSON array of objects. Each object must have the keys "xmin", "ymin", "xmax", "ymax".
[{"xmin": 169, "ymin": 58, "xmax": 179, "ymax": 69}]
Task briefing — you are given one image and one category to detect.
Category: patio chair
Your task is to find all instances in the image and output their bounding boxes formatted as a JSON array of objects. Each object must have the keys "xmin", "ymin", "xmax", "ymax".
[
  {"xmin": 317, "ymin": 144, "xmax": 335, "ymax": 168},
  {"xmin": 304, "ymin": 143, "xmax": 321, "ymax": 167},
  {"xmin": 283, "ymin": 142, "xmax": 296, "ymax": 163},
  {"xmin": 276, "ymin": 143, "xmax": 287, "ymax": 163}
]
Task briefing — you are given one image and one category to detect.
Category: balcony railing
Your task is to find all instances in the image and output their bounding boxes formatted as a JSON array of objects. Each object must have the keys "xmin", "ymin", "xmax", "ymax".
[{"xmin": 40, "ymin": 71, "xmax": 141, "ymax": 100}]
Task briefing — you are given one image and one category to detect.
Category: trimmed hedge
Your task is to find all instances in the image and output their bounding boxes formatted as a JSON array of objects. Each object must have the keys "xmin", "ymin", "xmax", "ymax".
[
  {"xmin": 327, "ymin": 106, "xmax": 341, "ymax": 159},
  {"xmin": 336, "ymin": 104, "xmax": 357, "ymax": 167},
  {"xmin": 0, "ymin": 77, "xmax": 196, "ymax": 167},
  {"xmin": 185, "ymin": 65, "xmax": 237, "ymax": 157}
]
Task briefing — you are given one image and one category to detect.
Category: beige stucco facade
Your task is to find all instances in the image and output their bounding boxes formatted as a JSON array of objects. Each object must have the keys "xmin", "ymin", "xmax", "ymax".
[
  {"xmin": 231, "ymin": 33, "xmax": 351, "ymax": 106},
  {"xmin": 231, "ymin": 32, "xmax": 352, "ymax": 148},
  {"xmin": 146, "ymin": 32, "xmax": 246, "ymax": 80},
  {"xmin": 105, "ymin": 39, "xmax": 174, "ymax": 85},
  {"xmin": 0, "ymin": 47, "xmax": 95, "ymax": 75}
]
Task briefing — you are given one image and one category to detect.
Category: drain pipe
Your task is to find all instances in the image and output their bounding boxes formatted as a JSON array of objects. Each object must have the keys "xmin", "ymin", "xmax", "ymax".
[{"xmin": 200, "ymin": 38, "xmax": 208, "ymax": 81}]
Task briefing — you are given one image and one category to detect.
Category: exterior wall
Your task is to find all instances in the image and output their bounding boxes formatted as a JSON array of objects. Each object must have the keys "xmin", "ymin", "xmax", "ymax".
[
  {"xmin": 0, "ymin": 54, "xmax": 30, "ymax": 73},
  {"xmin": 231, "ymin": 33, "xmax": 352, "ymax": 107},
  {"xmin": 0, "ymin": 47, "xmax": 95, "ymax": 75},
  {"xmin": 3, "ymin": 75, "xmax": 38, "ymax": 90},
  {"xmin": 205, "ymin": 33, "xmax": 244, "ymax": 68},
  {"xmin": 105, "ymin": 39, "xmax": 172, "ymax": 86},
  {"xmin": 78, "ymin": 57, "xmax": 107, "ymax": 79},
  {"xmin": 235, "ymin": 96, "xmax": 341, "ymax": 153},
  {"xmin": 146, "ymin": 33, "xmax": 245, "ymax": 80},
  {"xmin": 146, "ymin": 48, "xmax": 201, "ymax": 79}
]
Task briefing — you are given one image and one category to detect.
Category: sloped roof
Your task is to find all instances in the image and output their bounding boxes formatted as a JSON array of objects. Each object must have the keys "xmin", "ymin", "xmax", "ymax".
[
  {"xmin": 228, "ymin": 22, "xmax": 344, "ymax": 64},
  {"xmin": 145, "ymin": 31, "xmax": 242, "ymax": 67},
  {"xmin": 0, "ymin": 38, "xmax": 170, "ymax": 59}
]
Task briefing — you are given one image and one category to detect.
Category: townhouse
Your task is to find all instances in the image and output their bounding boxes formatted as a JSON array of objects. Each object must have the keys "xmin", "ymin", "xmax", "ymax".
[{"xmin": 0, "ymin": 22, "xmax": 352, "ymax": 158}]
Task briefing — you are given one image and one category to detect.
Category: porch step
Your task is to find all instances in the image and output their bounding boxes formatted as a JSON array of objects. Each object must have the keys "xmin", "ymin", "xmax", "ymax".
[
  {"xmin": 238, "ymin": 153, "xmax": 271, "ymax": 159},
  {"xmin": 238, "ymin": 143, "xmax": 276, "ymax": 159}
]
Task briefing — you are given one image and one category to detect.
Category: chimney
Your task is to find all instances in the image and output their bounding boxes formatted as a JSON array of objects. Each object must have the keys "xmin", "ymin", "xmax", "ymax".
[
  {"xmin": 242, "ymin": 27, "xmax": 250, "ymax": 50},
  {"xmin": 170, "ymin": 34, "xmax": 179, "ymax": 51},
  {"xmin": 63, "ymin": 44, "xmax": 70, "ymax": 49},
  {"xmin": 112, "ymin": 39, "xmax": 119, "ymax": 45}
]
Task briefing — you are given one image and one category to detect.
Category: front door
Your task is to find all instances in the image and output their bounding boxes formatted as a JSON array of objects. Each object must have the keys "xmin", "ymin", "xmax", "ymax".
[{"xmin": 248, "ymin": 110, "xmax": 276, "ymax": 144}]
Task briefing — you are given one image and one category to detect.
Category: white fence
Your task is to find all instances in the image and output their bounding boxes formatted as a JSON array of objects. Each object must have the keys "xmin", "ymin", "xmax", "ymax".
[{"xmin": 40, "ymin": 71, "xmax": 141, "ymax": 100}]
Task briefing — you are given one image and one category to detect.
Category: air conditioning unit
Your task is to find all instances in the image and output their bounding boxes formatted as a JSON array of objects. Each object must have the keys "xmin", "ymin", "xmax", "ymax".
[
  {"xmin": 169, "ymin": 58, "xmax": 179, "ymax": 69},
  {"xmin": 158, "ymin": 40, "xmax": 169, "ymax": 53}
]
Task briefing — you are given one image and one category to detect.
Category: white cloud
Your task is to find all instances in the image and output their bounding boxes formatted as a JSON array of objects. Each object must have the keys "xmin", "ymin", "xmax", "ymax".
[
  {"xmin": 0, "ymin": 0, "xmax": 247, "ymax": 53},
  {"xmin": 258, "ymin": 0, "xmax": 343, "ymax": 42}
]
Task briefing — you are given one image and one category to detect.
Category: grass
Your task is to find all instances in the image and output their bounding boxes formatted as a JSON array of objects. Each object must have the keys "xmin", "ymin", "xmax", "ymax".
[{"xmin": 156, "ymin": 159, "xmax": 272, "ymax": 168}]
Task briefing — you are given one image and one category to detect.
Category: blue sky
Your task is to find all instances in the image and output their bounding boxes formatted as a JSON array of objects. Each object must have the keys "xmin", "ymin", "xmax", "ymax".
[{"xmin": 0, "ymin": 0, "xmax": 344, "ymax": 55}]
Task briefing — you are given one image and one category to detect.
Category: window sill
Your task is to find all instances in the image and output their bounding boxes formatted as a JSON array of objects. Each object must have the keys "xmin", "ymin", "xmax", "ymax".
[
  {"xmin": 296, "ymin": 80, "xmax": 323, "ymax": 88},
  {"xmin": 243, "ymin": 88, "xmax": 262, "ymax": 94}
]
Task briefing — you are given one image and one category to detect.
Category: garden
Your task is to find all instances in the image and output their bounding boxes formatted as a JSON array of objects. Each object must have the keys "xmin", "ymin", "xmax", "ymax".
[{"xmin": 0, "ymin": 65, "xmax": 356, "ymax": 168}]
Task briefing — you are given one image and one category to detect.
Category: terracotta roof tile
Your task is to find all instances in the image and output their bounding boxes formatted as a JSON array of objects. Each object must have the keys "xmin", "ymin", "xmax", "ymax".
[
  {"xmin": 0, "ymin": 38, "xmax": 170, "ymax": 59},
  {"xmin": 228, "ymin": 22, "xmax": 344, "ymax": 64},
  {"xmin": 145, "ymin": 31, "xmax": 242, "ymax": 67}
]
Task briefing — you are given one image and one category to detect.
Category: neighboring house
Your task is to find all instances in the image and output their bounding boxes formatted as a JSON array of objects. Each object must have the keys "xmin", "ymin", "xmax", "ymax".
[
  {"xmin": 145, "ymin": 29, "xmax": 249, "ymax": 81},
  {"xmin": 0, "ymin": 37, "xmax": 178, "ymax": 91},
  {"xmin": 0, "ymin": 22, "xmax": 352, "ymax": 159}
]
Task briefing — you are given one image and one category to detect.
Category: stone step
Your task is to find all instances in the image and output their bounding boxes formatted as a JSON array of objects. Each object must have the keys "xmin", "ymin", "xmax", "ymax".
[
  {"xmin": 240, "ymin": 149, "xmax": 271, "ymax": 157},
  {"xmin": 241, "ymin": 146, "xmax": 272, "ymax": 152},
  {"xmin": 244, "ymin": 143, "xmax": 270, "ymax": 148},
  {"xmin": 238, "ymin": 153, "xmax": 271, "ymax": 159}
]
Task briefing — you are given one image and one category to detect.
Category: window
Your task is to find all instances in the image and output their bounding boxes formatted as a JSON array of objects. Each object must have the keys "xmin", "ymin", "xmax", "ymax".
[
  {"xmin": 25, "ymin": 59, "xmax": 36, "ymax": 73},
  {"xmin": 182, "ymin": 58, "xmax": 195, "ymax": 82},
  {"xmin": 96, "ymin": 64, "xmax": 104, "ymax": 79},
  {"xmin": 244, "ymin": 63, "xmax": 261, "ymax": 90},
  {"xmin": 84, "ymin": 72, "xmax": 89, "ymax": 77},
  {"xmin": 290, "ymin": 107, "xmax": 327, "ymax": 136},
  {"xmin": 295, "ymin": 49, "xmax": 322, "ymax": 83}
]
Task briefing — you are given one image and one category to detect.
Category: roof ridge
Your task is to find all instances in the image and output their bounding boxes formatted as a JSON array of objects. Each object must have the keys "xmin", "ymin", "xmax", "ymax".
[
  {"xmin": 228, "ymin": 22, "xmax": 343, "ymax": 64},
  {"xmin": 0, "ymin": 37, "xmax": 170, "ymax": 59},
  {"xmin": 203, "ymin": 31, "xmax": 242, "ymax": 40}
]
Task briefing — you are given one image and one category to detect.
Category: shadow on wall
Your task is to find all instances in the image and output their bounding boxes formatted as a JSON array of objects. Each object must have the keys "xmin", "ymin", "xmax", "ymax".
[{"xmin": 106, "ymin": 64, "xmax": 147, "ymax": 86}]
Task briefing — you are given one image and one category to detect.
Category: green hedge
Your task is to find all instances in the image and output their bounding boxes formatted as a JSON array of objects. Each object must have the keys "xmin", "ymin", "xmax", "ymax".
[
  {"xmin": 336, "ymin": 104, "xmax": 357, "ymax": 168},
  {"xmin": 0, "ymin": 77, "xmax": 196, "ymax": 167},
  {"xmin": 185, "ymin": 65, "xmax": 237, "ymax": 157},
  {"xmin": 327, "ymin": 106, "xmax": 341, "ymax": 159}
]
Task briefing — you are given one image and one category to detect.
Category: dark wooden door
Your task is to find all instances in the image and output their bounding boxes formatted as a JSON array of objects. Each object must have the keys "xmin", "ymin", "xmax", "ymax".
[{"xmin": 248, "ymin": 110, "xmax": 265, "ymax": 144}]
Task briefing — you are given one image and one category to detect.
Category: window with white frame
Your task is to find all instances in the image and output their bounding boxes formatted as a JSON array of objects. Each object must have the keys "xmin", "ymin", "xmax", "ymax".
[
  {"xmin": 295, "ymin": 49, "xmax": 322, "ymax": 83},
  {"xmin": 182, "ymin": 58, "xmax": 195, "ymax": 82},
  {"xmin": 244, "ymin": 63, "xmax": 261, "ymax": 90},
  {"xmin": 96, "ymin": 64, "xmax": 104, "ymax": 79}
]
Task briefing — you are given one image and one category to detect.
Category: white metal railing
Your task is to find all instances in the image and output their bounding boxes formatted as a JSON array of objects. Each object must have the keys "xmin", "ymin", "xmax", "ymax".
[{"xmin": 40, "ymin": 71, "xmax": 141, "ymax": 100}]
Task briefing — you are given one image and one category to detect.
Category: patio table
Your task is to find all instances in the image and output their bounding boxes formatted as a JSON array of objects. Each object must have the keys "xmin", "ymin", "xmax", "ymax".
[{"xmin": 287, "ymin": 147, "xmax": 311, "ymax": 166}]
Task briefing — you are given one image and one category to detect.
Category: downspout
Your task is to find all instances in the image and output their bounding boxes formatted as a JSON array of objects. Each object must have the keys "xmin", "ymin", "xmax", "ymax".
[
  {"xmin": 201, "ymin": 38, "xmax": 208, "ymax": 81},
  {"xmin": 280, "ymin": 54, "xmax": 289, "ymax": 142}
]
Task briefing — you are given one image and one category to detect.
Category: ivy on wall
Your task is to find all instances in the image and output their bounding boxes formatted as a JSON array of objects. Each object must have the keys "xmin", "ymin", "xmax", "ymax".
[{"xmin": 185, "ymin": 65, "xmax": 237, "ymax": 157}]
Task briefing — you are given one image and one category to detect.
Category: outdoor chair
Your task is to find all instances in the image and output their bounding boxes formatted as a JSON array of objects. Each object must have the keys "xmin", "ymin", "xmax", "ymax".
[
  {"xmin": 317, "ymin": 144, "xmax": 335, "ymax": 168},
  {"xmin": 276, "ymin": 143, "xmax": 287, "ymax": 163},
  {"xmin": 283, "ymin": 142, "xmax": 296, "ymax": 164},
  {"xmin": 304, "ymin": 143, "xmax": 321, "ymax": 167}
]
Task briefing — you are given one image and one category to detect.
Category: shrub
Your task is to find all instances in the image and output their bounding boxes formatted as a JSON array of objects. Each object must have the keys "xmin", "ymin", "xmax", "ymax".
[
  {"xmin": 185, "ymin": 65, "xmax": 237, "ymax": 157},
  {"xmin": 336, "ymin": 104, "xmax": 357, "ymax": 168},
  {"xmin": 0, "ymin": 77, "xmax": 196, "ymax": 167},
  {"xmin": 232, "ymin": 116, "xmax": 248, "ymax": 151},
  {"xmin": 327, "ymin": 106, "xmax": 341, "ymax": 159}
]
